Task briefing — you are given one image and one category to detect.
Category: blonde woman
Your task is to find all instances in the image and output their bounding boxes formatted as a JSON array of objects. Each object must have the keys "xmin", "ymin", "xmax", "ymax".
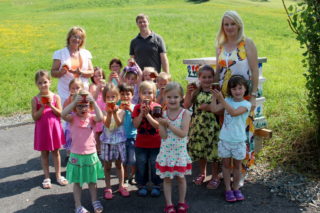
[
  {"xmin": 214, "ymin": 11, "xmax": 259, "ymax": 188},
  {"xmin": 51, "ymin": 27, "xmax": 94, "ymax": 106}
]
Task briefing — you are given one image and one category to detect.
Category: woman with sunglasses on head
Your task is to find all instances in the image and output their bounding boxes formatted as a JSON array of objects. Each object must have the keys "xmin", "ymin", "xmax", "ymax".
[
  {"xmin": 214, "ymin": 11, "xmax": 259, "ymax": 188},
  {"xmin": 51, "ymin": 26, "xmax": 94, "ymax": 106}
]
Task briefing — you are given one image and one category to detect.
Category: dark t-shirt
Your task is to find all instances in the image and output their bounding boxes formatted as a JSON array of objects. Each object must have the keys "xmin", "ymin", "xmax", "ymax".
[
  {"xmin": 130, "ymin": 31, "xmax": 166, "ymax": 73},
  {"xmin": 131, "ymin": 102, "xmax": 161, "ymax": 148}
]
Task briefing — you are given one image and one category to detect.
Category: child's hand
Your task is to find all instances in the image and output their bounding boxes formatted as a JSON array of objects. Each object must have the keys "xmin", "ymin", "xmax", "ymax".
[
  {"xmin": 47, "ymin": 95, "xmax": 53, "ymax": 107},
  {"xmin": 199, "ymin": 104, "xmax": 211, "ymax": 112},
  {"xmin": 144, "ymin": 105, "xmax": 151, "ymax": 115},
  {"xmin": 74, "ymin": 95, "xmax": 83, "ymax": 104},
  {"xmin": 140, "ymin": 104, "xmax": 146, "ymax": 115},
  {"xmin": 186, "ymin": 84, "xmax": 194, "ymax": 94},
  {"xmin": 111, "ymin": 105, "xmax": 119, "ymax": 113},
  {"xmin": 98, "ymin": 81, "xmax": 106, "ymax": 91},
  {"xmin": 159, "ymin": 87, "xmax": 164, "ymax": 96},
  {"xmin": 86, "ymin": 94, "xmax": 95, "ymax": 103},
  {"xmin": 157, "ymin": 116, "xmax": 169, "ymax": 126},
  {"xmin": 127, "ymin": 58, "xmax": 136, "ymax": 67},
  {"xmin": 211, "ymin": 89, "xmax": 223, "ymax": 100}
]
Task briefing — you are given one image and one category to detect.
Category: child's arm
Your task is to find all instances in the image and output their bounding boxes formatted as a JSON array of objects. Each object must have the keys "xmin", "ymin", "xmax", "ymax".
[
  {"xmin": 31, "ymin": 97, "xmax": 45, "ymax": 121},
  {"xmin": 62, "ymin": 98, "xmax": 69, "ymax": 109},
  {"xmin": 135, "ymin": 64, "xmax": 143, "ymax": 86},
  {"xmin": 87, "ymin": 95, "xmax": 103, "ymax": 123},
  {"xmin": 113, "ymin": 107, "xmax": 125, "ymax": 127},
  {"xmin": 184, "ymin": 84, "xmax": 194, "ymax": 109},
  {"xmin": 103, "ymin": 107, "xmax": 113, "ymax": 128},
  {"xmin": 119, "ymin": 69, "xmax": 125, "ymax": 84},
  {"xmin": 48, "ymin": 94, "xmax": 62, "ymax": 117},
  {"xmin": 144, "ymin": 105, "xmax": 159, "ymax": 129},
  {"xmin": 89, "ymin": 83, "xmax": 99, "ymax": 100},
  {"xmin": 159, "ymin": 110, "xmax": 191, "ymax": 138},
  {"xmin": 210, "ymin": 90, "xmax": 224, "ymax": 113},
  {"xmin": 62, "ymin": 95, "xmax": 82, "ymax": 122},
  {"xmin": 156, "ymin": 90, "xmax": 162, "ymax": 104},
  {"xmin": 157, "ymin": 117, "xmax": 168, "ymax": 139},
  {"xmin": 211, "ymin": 90, "xmax": 248, "ymax": 117},
  {"xmin": 132, "ymin": 105, "xmax": 145, "ymax": 129}
]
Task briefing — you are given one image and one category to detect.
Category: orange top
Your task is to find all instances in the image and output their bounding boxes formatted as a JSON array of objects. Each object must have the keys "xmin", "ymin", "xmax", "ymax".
[{"xmin": 71, "ymin": 55, "xmax": 83, "ymax": 78}]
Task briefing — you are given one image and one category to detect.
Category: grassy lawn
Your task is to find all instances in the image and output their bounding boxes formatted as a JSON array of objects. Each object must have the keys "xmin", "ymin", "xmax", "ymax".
[{"xmin": 0, "ymin": 0, "xmax": 313, "ymax": 171}]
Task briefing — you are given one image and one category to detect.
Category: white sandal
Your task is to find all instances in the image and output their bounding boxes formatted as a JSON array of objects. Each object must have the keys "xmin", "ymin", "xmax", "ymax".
[
  {"xmin": 42, "ymin": 178, "xmax": 51, "ymax": 189},
  {"xmin": 57, "ymin": 176, "xmax": 68, "ymax": 186}
]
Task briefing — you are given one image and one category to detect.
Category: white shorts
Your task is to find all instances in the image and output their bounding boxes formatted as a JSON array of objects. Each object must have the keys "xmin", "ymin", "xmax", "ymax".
[{"xmin": 218, "ymin": 140, "xmax": 246, "ymax": 160}]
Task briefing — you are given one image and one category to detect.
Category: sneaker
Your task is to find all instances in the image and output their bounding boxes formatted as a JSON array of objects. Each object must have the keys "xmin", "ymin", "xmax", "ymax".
[
  {"xmin": 138, "ymin": 186, "xmax": 148, "ymax": 197},
  {"xmin": 151, "ymin": 185, "xmax": 162, "ymax": 197},
  {"xmin": 130, "ymin": 174, "xmax": 137, "ymax": 185}
]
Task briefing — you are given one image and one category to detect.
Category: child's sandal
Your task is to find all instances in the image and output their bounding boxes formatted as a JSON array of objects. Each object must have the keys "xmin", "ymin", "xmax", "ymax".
[
  {"xmin": 164, "ymin": 204, "xmax": 176, "ymax": 213},
  {"xmin": 42, "ymin": 178, "xmax": 51, "ymax": 189},
  {"xmin": 57, "ymin": 176, "xmax": 68, "ymax": 186},
  {"xmin": 194, "ymin": 174, "xmax": 205, "ymax": 185},
  {"xmin": 177, "ymin": 202, "xmax": 189, "ymax": 213},
  {"xmin": 104, "ymin": 188, "xmax": 113, "ymax": 200},
  {"xmin": 92, "ymin": 200, "xmax": 103, "ymax": 213},
  {"xmin": 206, "ymin": 178, "xmax": 220, "ymax": 189},
  {"xmin": 75, "ymin": 206, "xmax": 89, "ymax": 213},
  {"xmin": 119, "ymin": 187, "xmax": 130, "ymax": 197}
]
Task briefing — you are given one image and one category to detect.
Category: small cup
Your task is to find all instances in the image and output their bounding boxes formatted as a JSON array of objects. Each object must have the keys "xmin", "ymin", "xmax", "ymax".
[
  {"xmin": 150, "ymin": 72, "xmax": 157, "ymax": 78},
  {"xmin": 211, "ymin": 83, "xmax": 221, "ymax": 91},
  {"xmin": 79, "ymin": 92, "xmax": 89, "ymax": 103},
  {"xmin": 120, "ymin": 101, "xmax": 129, "ymax": 109},
  {"xmin": 188, "ymin": 82, "xmax": 198, "ymax": 91},
  {"xmin": 41, "ymin": 95, "xmax": 49, "ymax": 104},
  {"xmin": 143, "ymin": 99, "xmax": 150, "ymax": 107},
  {"xmin": 107, "ymin": 101, "xmax": 116, "ymax": 110},
  {"xmin": 152, "ymin": 106, "xmax": 162, "ymax": 118}
]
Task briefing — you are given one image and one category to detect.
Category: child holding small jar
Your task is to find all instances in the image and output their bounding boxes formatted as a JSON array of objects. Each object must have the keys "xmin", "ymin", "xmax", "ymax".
[
  {"xmin": 119, "ymin": 59, "xmax": 143, "ymax": 105},
  {"xmin": 100, "ymin": 84, "xmax": 130, "ymax": 199},
  {"xmin": 132, "ymin": 81, "xmax": 163, "ymax": 197},
  {"xmin": 155, "ymin": 72, "xmax": 172, "ymax": 111},
  {"xmin": 108, "ymin": 58, "xmax": 123, "ymax": 85},
  {"xmin": 89, "ymin": 66, "xmax": 107, "ymax": 158}
]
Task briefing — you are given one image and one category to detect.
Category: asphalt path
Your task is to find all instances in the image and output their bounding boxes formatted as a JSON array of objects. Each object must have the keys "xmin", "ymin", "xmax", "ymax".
[{"xmin": 0, "ymin": 124, "xmax": 315, "ymax": 213}]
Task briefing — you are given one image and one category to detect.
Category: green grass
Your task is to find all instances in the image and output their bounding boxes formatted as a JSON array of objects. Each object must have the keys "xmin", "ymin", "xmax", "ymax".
[{"xmin": 0, "ymin": 0, "xmax": 315, "ymax": 172}]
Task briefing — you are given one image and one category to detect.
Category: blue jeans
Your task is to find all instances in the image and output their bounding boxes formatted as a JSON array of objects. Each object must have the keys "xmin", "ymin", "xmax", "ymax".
[
  {"xmin": 123, "ymin": 138, "xmax": 136, "ymax": 166},
  {"xmin": 135, "ymin": 147, "xmax": 163, "ymax": 186}
]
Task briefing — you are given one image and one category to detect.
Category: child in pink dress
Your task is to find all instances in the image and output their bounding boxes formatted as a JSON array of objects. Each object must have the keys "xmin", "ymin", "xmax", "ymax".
[
  {"xmin": 31, "ymin": 70, "xmax": 68, "ymax": 189},
  {"xmin": 89, "ymin": 66, "xmax": 107, "ymax": 157},
  {"xmin": 155, "ymin": 82, "xmax": 192, "ymax": 213}
]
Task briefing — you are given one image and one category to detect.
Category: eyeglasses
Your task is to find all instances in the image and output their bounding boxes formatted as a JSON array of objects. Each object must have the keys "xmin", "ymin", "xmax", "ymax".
[
  {"xmin": 111, "ymin": 65, "xmax": 120, "ymax": 68},
  {"xmin": 72, "ymin": 35, "xmax": 83, "ymax": 40},
  {"xmin": 76, "ymin": 105, "xmax": 91, "ymax": 109}
]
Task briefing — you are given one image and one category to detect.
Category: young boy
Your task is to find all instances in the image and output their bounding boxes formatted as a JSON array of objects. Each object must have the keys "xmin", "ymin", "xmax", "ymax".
[
  {"xmin": 155, "ymin": 72, "xmax": 172, "ymax": 110},
  {"xmin": 118, "ymin": 83, "xmax": 138, "ymax": 185},
  {"xmin": 142, "ymin": 67, "xmax": 158, "ymax": 81}
]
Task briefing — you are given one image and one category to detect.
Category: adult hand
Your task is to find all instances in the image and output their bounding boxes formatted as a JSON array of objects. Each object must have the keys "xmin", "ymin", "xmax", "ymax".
[{"xmin": 249, "ymin": 95, "xmax": 256, "ymax": 112}]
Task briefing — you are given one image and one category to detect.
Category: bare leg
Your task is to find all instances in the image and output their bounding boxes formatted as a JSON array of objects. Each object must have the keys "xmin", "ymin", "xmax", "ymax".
[
  {"xmin": 95, "ymin": 131, "xmax": 102, "ymax": 154},
  {"xmin": 123, "ymin": 165, "xmax": 128, "ymax": 179},
  {"xmin": 198, "ymin": 159, "xmax": 207, "ymax": 177},
  {"xmin": 73, "ymin": 183, "xmax": 82, "ymax": 209},
  {"xmin": 163, "ymin": 177, "xmax": 172, "ymax": 206},
  {"xmin": 88, "ymin": 183, "xmax": 98, "ymax": 203},
  {"xmin": 67, "ymin": 150, "xmax": 71, "ymax": 157},
  {"xmin": 232, "ymin": 159, "xmax": 242, "ymax": 191},
  {"xmin": 211, "ymin": 162, "xmax": 219, "ymax": 179},
  {"xmin": 41, "ymin": 151, "xmax": 50, "ymax": 179},
  {"xmin": 176, "ymin": 176, "xmax": 187, "ymax": 204},
  {"xmin": 51, "ymin": 149, "xmax": 62, "ymax": 179},
  {"xmin": 131, "ymin": 166, "xmax": 136, "ymax": 175},
  {"xmin": 222, "ymin": 158, "xmax": 232, "ymax": 191},
  {"xmin": 104, "ymin": 161, "xmax": 112, "ymax": 189},
  {"xmin": 115, "ymin": 159, "xmax": 124, "ymax": 189}
]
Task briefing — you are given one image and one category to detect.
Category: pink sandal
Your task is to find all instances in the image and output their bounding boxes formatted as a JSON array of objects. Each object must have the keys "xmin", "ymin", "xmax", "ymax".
[
  {"xmin": 119, "ymin": 187, "xmax": 130, "ymax": 197},
  {"xmin": 164, "ymin": 204, "xmax": 176, "ymax": 213},
  {"xmin": 177, "ymin": 201, "xmax": 189, "ymax": 213},
  {"xmin": 104, "ymin": 189, "xmax": 113, "ymax": 200},
  {"xmin": 207, "ymin": 178, "xmax": 220, "ymax": 189},
  {"xmin": 194, "ymin": 174, "xmax": 205, "ymax": 185}
]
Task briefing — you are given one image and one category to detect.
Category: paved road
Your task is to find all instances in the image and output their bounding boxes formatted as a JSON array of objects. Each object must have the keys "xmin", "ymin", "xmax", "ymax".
[{"xmin": 0, "ymin": 124, "xmax": 315, "ymax": 213}]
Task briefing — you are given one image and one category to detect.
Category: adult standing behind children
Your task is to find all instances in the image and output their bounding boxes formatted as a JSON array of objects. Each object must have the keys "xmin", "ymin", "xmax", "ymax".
[
  {"xmin": 51, "ymin": 26, "xmax": 94, "ymax": 106},
  {"xmin": 130, "ymin": 14, "xmax": 169, "ymax": 74}
]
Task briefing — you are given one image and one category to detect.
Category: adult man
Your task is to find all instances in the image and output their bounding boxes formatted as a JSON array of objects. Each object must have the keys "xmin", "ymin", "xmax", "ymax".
[{"xmin": 130, "ymin": 14, "xmax": 169, "ymax": 73}]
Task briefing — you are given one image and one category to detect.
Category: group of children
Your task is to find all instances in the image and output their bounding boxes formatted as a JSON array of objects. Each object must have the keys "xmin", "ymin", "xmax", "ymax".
[{"xmin": 32, "ymin": 58, "xmax": 251, "ymax": 213}]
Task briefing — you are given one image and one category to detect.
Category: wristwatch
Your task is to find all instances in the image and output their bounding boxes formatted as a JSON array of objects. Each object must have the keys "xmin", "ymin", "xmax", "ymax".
[{"xmin": 251, "ymin": 92, "xmax": 256, "ymax": 96}]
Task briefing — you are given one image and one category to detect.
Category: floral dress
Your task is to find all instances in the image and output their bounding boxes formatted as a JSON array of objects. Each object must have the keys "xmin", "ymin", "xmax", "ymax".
[
  {"xmin": 187, "ymin": 91, "xmax": 220, "ymax": 162},
  {"xmin": 218, "ymin": 37, "xmax": 255, "ymax": 172},
  {"xmin": 156, "ymin": 109, "xmax": 192, "ymax": 179}
]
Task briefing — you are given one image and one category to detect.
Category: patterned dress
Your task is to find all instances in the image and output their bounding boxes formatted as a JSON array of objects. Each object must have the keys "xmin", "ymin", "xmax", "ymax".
[
  {"xmin": 156, "ymin": 109, "xmax": 192, "ymax": 179},
  {"xmin": 218, "ymin": 37, "xmax": 255, "ymax": 172},
  {"xmin": 187, "ymin": 91, "xmax": 220, "ymax": 162}
]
